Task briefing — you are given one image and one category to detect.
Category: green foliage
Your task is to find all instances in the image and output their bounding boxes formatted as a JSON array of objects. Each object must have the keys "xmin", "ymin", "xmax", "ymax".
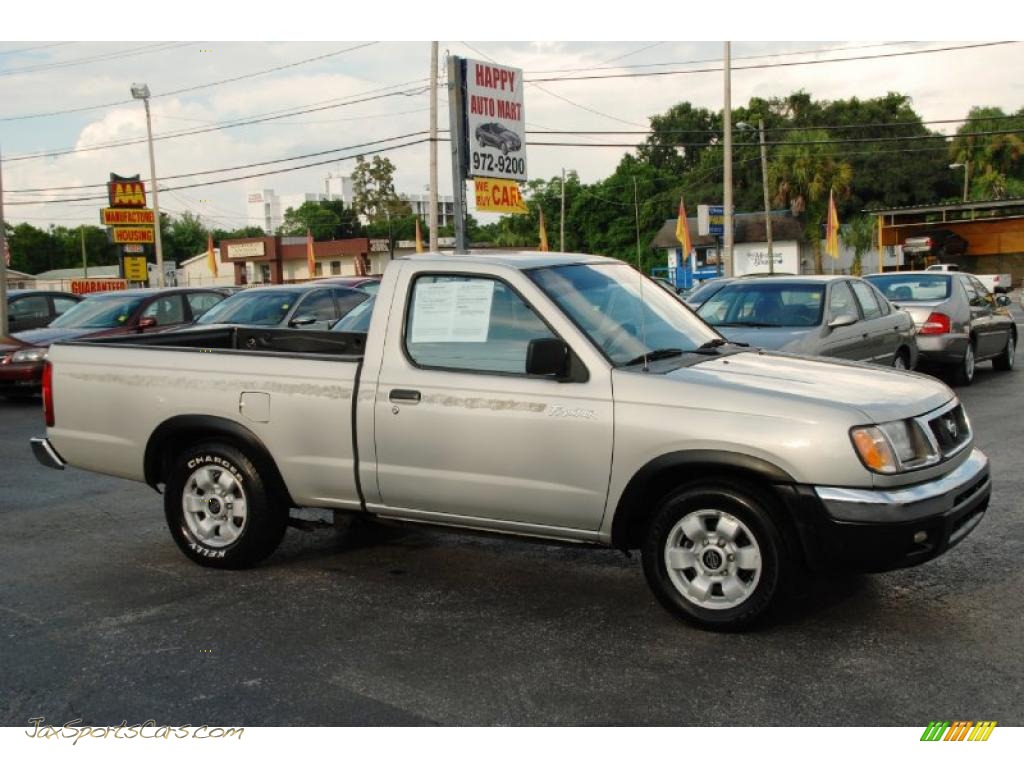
[
  {"xmin": 843, "ymin": 216, "xmax": 879, "ymax": 276},
  {"xmin": 949, "ymin": 106, "xmax": 1024, "ymax": 200},
  {"xmin": 351, "ymin": 154, "xmax": 412, "ymax": 224},
  {"xmin": 5, "ymin": 222, "xmax": 121, "ymax": 274},
  {"xmin": 279, "ymin": 199, "xmax": 364, "ymax": 241}
]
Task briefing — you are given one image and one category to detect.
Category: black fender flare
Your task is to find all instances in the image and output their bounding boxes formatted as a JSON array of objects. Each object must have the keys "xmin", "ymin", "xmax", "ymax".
[
  {"xmin": 609, "ymin": 449, "xmax": 796, "ymax": 549},
  {"xmin": 144, "ymin": 415, "xmax": 295, "ymax": 507}
]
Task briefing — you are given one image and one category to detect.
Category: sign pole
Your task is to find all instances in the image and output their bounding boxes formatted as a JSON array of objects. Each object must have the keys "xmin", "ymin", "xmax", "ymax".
[
  {"xmin": 142, "ymin": 97, "xmax": 165, "ymax": 286},
  {"xmin": 0, "ymin": 146, "xmax": 8, "ymax": 339},
  {"xmin": 429, "ymin": 42, "xmax": 439, "ymax": 252},
  {"xmin": 81, "ymin": 226, "xmax": 88, "ymax": 278},
  {"xmin": 447, "ymin": 55, "xmax": 468, "ymax": 255}
]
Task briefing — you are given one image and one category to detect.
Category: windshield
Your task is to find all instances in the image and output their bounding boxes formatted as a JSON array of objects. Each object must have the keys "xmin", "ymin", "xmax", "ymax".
[
  {"xmin": 49, "ymin": 295, "xmax": 144, "ymax": 328},
  {"xmin": 331, "ymin": 295, "xmax": 374, "ymax": 333},
  {"xmin": 195, "ymin": 291, "xmax": 298, "ymax": 326},
  {"xmin": 697, "ymin": 283, "xmax": 825, "ymax": 328},
  {"xmin": 529, "ymin": 263, "xmax": 719, "ymax": 366},
  {"xmin": 686, "ymin": 279, "xmax": 730, "ymax": 306},
  {"xmin": 865, "ymin": 274, "xmax": 951, "ymax": 302}
]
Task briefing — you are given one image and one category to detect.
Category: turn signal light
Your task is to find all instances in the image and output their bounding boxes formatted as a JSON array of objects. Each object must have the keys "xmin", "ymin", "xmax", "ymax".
[
  {"xmin": 42, "ymin": 360, "xmax": 54, "ymax": 427},
  {"xmin": 919, "ymin": 312, "xmax": 951, "ymax": 335},
  {"xmin": 850, "ymin": 426, "xmax": 898, "ymax": 474}
]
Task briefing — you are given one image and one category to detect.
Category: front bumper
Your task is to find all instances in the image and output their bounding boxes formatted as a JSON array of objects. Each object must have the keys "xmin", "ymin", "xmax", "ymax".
[{"xmin": 777, "ymin": 448, "xmax": 990, "ymax": 572}]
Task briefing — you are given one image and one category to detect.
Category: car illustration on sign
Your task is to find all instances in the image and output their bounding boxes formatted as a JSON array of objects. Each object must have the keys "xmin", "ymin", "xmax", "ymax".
[{"xmin": 474, "ymin": 122, "xmax": 522, "ymax": 155}]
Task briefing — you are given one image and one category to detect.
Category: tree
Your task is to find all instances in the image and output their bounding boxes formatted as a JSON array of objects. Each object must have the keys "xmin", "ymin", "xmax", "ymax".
[
  {"xmin": 769, "ymin": 129, "xmax": 853, "ymax": 273},
  {"xmin": 949, "ymin": 106, "xmax": 1024, "ymax": 200},
  {"xmin": 165, "ymin": 211, "xmax": 207, "ymax": 264},
  {"xmin": 279, "ymin": 202, "xmax": 341, "ymax": 241},
  {"xmin": 843, "ymin": 216, "xmax": 878, "ymax": 276},
  {"xmin": 351, "ymin": 155, "xmax": 412, "ymax": 224}
]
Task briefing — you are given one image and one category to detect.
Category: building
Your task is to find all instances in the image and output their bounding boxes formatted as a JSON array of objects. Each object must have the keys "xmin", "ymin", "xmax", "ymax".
[
  {"xmin": 4, "ymin": 268, "xmax": 37, "ymax": 290},
  {"xmin": 404, "ymin": 191, "xmax": 456, "ymax": 228},
  {"xmin": 216, "ymin": 235, "xmax": 378, "ymax": 284},
  {"xmin": 176, "ymin": 249, "xmax": 237, "ymax": 288}
]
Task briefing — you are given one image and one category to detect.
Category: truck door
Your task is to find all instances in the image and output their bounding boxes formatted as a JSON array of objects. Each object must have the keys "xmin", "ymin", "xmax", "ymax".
[{"xmin": 369, "ymin": 267, "xmax": 614, "ymax": 533}]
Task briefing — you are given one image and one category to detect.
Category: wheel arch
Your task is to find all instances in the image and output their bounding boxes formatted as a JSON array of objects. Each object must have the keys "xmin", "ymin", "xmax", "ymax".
[
  {"xmin": 144, "ymin": 415, "xmax": 295, "ymax": 507},
  {"xmin": 610, "ymin": 450, "xmax": 797, "ymax": 551}
]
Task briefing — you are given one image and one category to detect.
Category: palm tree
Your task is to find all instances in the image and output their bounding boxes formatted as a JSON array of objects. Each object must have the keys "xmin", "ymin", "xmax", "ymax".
[
  {"xmin": 949, "ymin": 107, "xmax": 1024, "ymax": 201},
  {"xmin": 768, "ymin": 129, "xmax": 853, "ymax": 273}
]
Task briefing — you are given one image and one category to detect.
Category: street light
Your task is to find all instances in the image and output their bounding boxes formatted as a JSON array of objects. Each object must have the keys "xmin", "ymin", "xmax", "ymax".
[
  {"xmin": 737, "ymin": 119, "xmax": 775, "ymax": 274},
  {"xmin": 131, "ymin": 82, "xmax": 165, "ymax": 287},
  {"xmin": 949, "ymin": 162, "xmax": 970, "ymax": 202}
]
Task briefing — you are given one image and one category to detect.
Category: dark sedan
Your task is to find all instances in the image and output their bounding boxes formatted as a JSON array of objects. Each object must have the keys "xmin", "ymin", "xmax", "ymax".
[
  {"xmin": 474, "ymin": 122, "xmax": 522, "ymax": 155},
  {"xmin": 194, "ymin": 283, "xmax": 370, "ymax": 331},
  {"xmin": 1, "ymin": 287, "xmax": 227, "ymax": 397},
  {"xmin": 696, "ymin": 275, "xmax": 918, "ymax": 368},
  {"xmin": 6, "ymin": 289, "xmax": 81, "ymax": 332},
  {"xmin": 865, "ymin": 271, "xmax": 1015, "ymax": 385}
]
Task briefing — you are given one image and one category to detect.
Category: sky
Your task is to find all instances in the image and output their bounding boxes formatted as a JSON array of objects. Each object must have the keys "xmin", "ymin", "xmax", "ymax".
[{"xmin": 1, "ymin": 5, "xmax": 1021, "ymax": 233}]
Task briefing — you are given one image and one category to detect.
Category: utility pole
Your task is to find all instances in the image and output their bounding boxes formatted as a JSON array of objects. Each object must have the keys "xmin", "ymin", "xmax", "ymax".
[
  {"xmin": 132, "ymin": 84, "xmax": 165, "ymax": 287},
  {"xmin": 758, "ymin": 118, "xmax": 774, "ymax": 275},
  {"xmin": 963, "ymin": 159, "xmax": 971, "ymax": 202},
  {"xmin": 722, "ymin": 42, "xmax": 734, "ymax": 278},
  {"xmin": 560, "ymin": 168, "xmax": 566, "ymax": 252},
  {"xmin": 429, "ymin": 42, "xmax": 439, "ymax": 252},
  {"xmin": 81, "ymin": 226, "xmax": 88, "ymax": 278},
  {"xmin": 0, "ymin": 147, "xmax": 8, "ymax": 339},
  {"xmin": 447, "ymin": 56, "xmax": 468, "ymax": 254}
]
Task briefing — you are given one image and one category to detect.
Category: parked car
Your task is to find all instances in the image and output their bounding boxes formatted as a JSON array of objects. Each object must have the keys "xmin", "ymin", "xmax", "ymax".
[
  {"xmin": 474, "ymin": 122, "xmax": 522, "ymax": 154},
  {"xmin": 5, "ymin": 290, "xmax": 81, "ymax": 332},
  {"xmin": 904, "ymin": 230, "xmax": 968, "ymax": 260},
  {"xmin": 682, "ymin": 277, "xmax": 736, "ymax": 309},
  {"xmin": 864, "ymin": 271, "xmax": 1015, "ymax": 385},
  {"xmin": 1, "ymin": 287, "xmax": 227, "ymax": 396},
  {"xmin": 317, "ymin": 275, "xmax": 381, "ymax": 295},
  {"xmin": 330, "ymin": 294, "xmax": 376, "ymax": 333},
  {"xmin": 925, "ymin": 263, "xmax": 960, "ymax": 273},
  {"xmin": 194, "ymin": 283, "xmax": 369, "ymax": 331},
  {"xmin": 696, "ymin": 276, "xmax": 918, "ymax": 369},
  {"xmin": 34, "ymin": 252, "xmax": 989, "ymax": 631}
]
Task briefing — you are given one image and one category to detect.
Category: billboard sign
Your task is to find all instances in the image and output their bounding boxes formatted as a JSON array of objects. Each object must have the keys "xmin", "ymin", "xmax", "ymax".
[
  {"xmin": 101, "ymin": 208, "xmax": 154, "ymax": 226},
  {"xmin": 225, "ymin": 241, "xmax": 266, "ymax": 260},
  {"xmin": 112, "ymin": 227, "xmax": 155, "ymax": 244},
  {"xmin": 123, "ymin": 255, "xmax": 149, "ymax": 282},
  {"xmin": 474, "ymin": 177, "xmax": 528, "ymax": 213},
  {"xmin": 107, "ymin": 174, "xmax": 147, "ymax": 208},
  {"xmin": 70, "ymin": 278, "xmax": 127, "ymax": 294},
  {"xmin": 465, "ymin": 59, "xmax": 526, "ymax": 182},
  {"xmin": 697, "ymin": 205, "xmax": 727, "ymax": 236}
]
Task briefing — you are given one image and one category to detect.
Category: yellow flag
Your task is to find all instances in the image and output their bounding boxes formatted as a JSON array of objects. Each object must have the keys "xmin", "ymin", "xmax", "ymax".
[
  {"xmin": 675, "ymin": 196, "xmax": 692, "ymax": 255},
  {"xmin": 306, "ymin": 229, "xmax": 317, "ymax": 277},
  {"xmin": 415, "ymin": 218, "xmax": 424, "ymax": 253},
  {"xmin": 825, "ymin": 189, "xmax": 841, "ymax": 259},
  {"xmin": 539, "ymin": 209, "xmax": 549, "ymax": 252},
  {"xmin": 206, "ymin": 232, "xmax": 218, "ymax": 278}
]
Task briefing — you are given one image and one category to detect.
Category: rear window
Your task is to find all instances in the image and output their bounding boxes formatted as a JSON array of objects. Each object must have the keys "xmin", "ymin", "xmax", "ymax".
[
  {"xmin": 865, "ymin": 275, "xmax": 951, "ymax": 302},
  {"xmin": 697, "ymin": 282, "xmax": 825, "ymax": 328},
  {"xmin": 686, "ymin": 280, "xmax": 729, "ymax": 306}
]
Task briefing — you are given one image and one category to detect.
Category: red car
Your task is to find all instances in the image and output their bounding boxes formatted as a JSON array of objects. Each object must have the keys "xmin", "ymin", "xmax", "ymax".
[{"xmin": 0, "ymin": 287, "xmax": 227, "ymax": 398}]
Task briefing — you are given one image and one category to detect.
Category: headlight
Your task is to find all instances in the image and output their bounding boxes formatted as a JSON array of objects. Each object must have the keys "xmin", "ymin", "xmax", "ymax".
[
  {"xmin": 850, "ymin": 420, "xmax": 939, "ymax": 474},
  {"xmin": 11, "ymin": 348, "xmax": 47, "ymax": 363}
]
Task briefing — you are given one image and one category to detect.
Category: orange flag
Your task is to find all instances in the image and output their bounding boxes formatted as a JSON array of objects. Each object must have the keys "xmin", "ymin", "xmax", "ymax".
[
  {"xmin": 306, "ymin": 229, "xmax": 316, "ymax": 278},
  {"xmin": 415, "ymin": 218, "xmax": 424, "ymax": 253},
  {"xmin": 539, "ymin": 209, "xmax": 549, "ymax": 252},
  {"xmin": 825, "ymin": 189, "xmax": 841, "ymax": 260},
  {"xmin": 675, "ymin": 196, "xmax": 693, "ymax": 256},
  {"xmin": 206, "ymin": 232, "xmax": 218, "ymax": 278}
]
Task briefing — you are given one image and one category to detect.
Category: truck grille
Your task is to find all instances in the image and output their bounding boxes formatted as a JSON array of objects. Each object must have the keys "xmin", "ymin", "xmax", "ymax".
[{"xmin": 928, "ymin": 404, "xmax": 971, "ymax": 457}]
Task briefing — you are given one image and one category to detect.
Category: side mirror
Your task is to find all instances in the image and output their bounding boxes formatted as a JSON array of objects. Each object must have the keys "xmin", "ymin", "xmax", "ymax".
[
  {"xmin": 996, "ymin": 295, "xmax": 1011, "ymax": 307},
  {"xmin": 526, "ymin": 338, "xmax": 569, "ymax": 377},
  {"xmin": 137, "ymin": 316, "xmax": 157, "ymax": 330},
  {"xmin": 289, "ymin": 314, "xmax": 318, "ymax": 327},
  {"xmin": 827, "ymin": 313, "xmax": 858, "ymax": 329}
]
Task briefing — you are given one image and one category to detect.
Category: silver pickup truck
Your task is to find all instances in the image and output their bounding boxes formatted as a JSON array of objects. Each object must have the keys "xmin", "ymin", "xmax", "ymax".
[{"xmin": 31, "ymin": 252, "xmax": 991, "ymax": 630}]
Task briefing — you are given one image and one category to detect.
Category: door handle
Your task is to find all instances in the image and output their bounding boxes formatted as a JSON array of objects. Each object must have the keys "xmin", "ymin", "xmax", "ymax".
[{"xmin": 389, "ymin": 389, "xmax": 421, "ymax": 404}]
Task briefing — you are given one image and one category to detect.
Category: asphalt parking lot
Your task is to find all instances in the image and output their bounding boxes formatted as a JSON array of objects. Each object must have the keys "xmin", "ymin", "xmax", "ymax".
[{"xmin": 2, "ymin": 319, "xmax": 1023, "ymax": 726}]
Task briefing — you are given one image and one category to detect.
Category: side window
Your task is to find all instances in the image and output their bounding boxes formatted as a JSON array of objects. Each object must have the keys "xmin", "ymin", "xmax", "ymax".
[
  {"xmin": 959, "ymin": 276, "xmax": 981, "ymax": 306},
  {"xmin": 186, "ymin": 292, "xmax": 223, "ymax": 318},
  {"xmin": 828, "ymin": 281, "xmax": 858, "ymax": 321},
  {"xmin": 52, "ymin": 296, "xmax": 78, "ymax": 316},
  {"xmin": 295, "ymin": 290, "xmax": 337, "ymax": 321},
  {"xmin": 142, "ymin": 295, "xmax": 185, "ymax": 325},
  {"xmin": 850, "ymin": 281, "xmax": 882, "ymax": 320},
  {"xmin": 405, "ymin": 275, "xmax": 556, "ymax": 375},
  {"xmin": 333, "ymin": 288, "xmax": 369, "ymax": 318},
  {"xmin": 11, "ymin": 296, "xmax": 49, "ymax": 320},
  {"xmin": 868, "ymin": 284, "xmax": 892, "ymax": 315},
  {"xmin": 970, "ymin": 277, "xmax": 993, "ymax": 305}
]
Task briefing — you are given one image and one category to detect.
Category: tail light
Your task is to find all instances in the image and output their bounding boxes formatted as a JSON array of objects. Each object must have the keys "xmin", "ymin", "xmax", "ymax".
[
  {"xmin": 42, "ymin": 360, "xmax": 55, "ymax": 427},
  {"xmin": 919, "ymin": 312, "xmax": 951, "ymax": 335}
]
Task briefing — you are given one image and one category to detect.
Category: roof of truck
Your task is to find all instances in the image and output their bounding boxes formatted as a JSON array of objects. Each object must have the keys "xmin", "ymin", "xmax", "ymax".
[{"xmin": 402, "ymin": 251, "xmax": 622, "ymax": 270}]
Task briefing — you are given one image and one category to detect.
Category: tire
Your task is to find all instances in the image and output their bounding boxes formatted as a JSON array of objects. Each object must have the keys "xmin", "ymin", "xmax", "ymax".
[
  {"xmin": 892, "ymin": 349, "xmax": 910, "ymax": 370},
  {"xmin": 993, "ymin": 332, "xmax": 1015, "ymax": 371},
  {"xmin": 951, "ymin": 339, "xmax": 976, "ymax": 386},
  {"xmin": 163, "ymin": 441, "xmax": 287, "ymax": 569},
  {"xmin": 500, "ymin": 141, "xmax": 509, "ymax": 155},
  {"xmin": 641, "ymin": 480, "xmax": 789, "ymax": 631}
]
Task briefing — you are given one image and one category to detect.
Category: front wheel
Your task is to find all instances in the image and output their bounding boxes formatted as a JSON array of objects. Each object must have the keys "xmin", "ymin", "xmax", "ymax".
[
  {"xmin": 892, "ymin": 349, "xmax": 910, "ymax": 370},
  {"xmin": 641, "ymin": 481, "xmax": 788, "ymax": 631},
  {"xmin": 164, "ymin": 442, "xmax": 287, "ymax": 569}
]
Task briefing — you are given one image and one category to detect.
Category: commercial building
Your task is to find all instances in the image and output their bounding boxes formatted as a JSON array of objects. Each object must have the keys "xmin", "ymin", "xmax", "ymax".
[{"xmin": 213, "ymin": 235, "xmax": 377, "ymax": 284}]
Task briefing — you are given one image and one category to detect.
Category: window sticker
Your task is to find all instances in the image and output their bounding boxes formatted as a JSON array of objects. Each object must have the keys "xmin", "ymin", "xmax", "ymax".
[{"xmin": 411, "ymin": 279, "xmax": 495, "ymax": 343}]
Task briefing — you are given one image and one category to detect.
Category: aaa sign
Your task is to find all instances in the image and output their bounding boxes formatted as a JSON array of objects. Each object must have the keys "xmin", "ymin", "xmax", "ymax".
[{"xmin": 474, "ymin": 177, "xmax": 528, "ymax": 214}]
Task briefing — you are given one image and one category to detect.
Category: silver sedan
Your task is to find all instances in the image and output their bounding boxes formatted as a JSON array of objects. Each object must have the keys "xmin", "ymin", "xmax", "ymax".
[{"xmin": 696, "ymin": 275, "xmax": 919, "ymax": 368}]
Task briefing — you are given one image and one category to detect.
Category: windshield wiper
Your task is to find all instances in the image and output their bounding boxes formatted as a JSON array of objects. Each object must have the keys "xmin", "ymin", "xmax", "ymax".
[{"xmin": 621, "ymin": 348, "xmax": 684, "ymax": 367}]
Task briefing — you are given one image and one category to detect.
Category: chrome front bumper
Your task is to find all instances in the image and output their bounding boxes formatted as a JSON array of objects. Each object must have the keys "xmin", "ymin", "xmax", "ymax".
[
  {"xmin": 814, "ymin": 448, "xmax": 989, "ymax": 524},
  {"xmin": 31, "ymin": 437, "xmax": 66, "ymax": 470}
]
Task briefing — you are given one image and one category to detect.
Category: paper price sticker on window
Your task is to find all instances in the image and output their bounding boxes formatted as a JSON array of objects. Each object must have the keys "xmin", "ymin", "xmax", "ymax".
[
  {"xmin": 411, "ymin": 280, "xmax": 495, "ymax": 343},
  {"xmin": 474, "ymin": 178, "xmax": 528, "ymax": 214}
]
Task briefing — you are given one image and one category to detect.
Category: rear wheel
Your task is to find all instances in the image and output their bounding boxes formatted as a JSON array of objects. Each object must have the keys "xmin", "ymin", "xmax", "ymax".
[
  {"xmin": 951, "ymin": 340, "xmax": 976, "ymax": 386},
  {"xmin": 993, "ymin": 333, "xmax": 1015, "ymax": 371},
  {"xmin": 892, "ymin": 349, "xmax": 910, "ymax": 370},
  {"xmin": 164, "ymin": 442, "xmax": 287, "ymax": 569},
  {"xmin": 641, "ymin": 481, "xmax": 789, "ymax": 631}
]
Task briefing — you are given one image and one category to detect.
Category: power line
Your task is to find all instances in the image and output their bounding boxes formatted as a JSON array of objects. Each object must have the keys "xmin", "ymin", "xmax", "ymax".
[
  {"xmin": 525, "ymin": 42, "xmax": 1019, "ymax": 84},
  {"xmin": 0, "ymin": 42, "xmax": 76, "ymax": 56},
  {"xmin": 0, "ymin": 42, "xmax": 385, "ymax": 122},
  {"xmin": 0, "ymin": 42, "xmax": 192, "ymax": 78}
]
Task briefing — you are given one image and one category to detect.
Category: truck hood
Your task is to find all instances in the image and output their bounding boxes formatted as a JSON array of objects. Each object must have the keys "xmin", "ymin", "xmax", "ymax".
[{"xmin": 675, "ymin": 350, "xmax": 953, "ymax": 423}]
